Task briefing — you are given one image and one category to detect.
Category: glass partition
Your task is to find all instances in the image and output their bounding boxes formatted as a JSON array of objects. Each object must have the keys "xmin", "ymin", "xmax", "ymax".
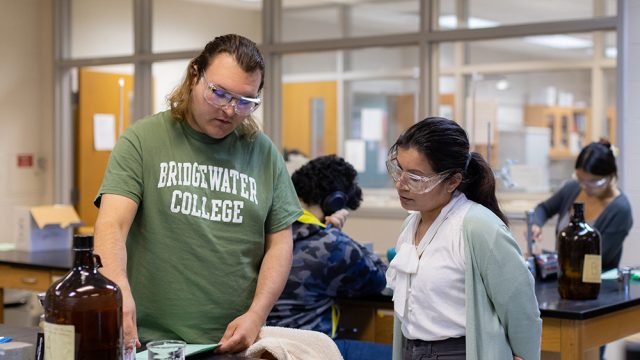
[
  {"xmin": 71, "ymin": 0, "xmax": 133, "ymax": 58},
  {"xmin": 436, "ymin": 0, "xmax": 613, "ymax": 30},
  {"xmin": 280, "ymin": 0, "xmax": 419, "ymax": 42},
  {"xmin": 465, "ymin": 33, "xmax": 594, "ymax": 65},
  {"xmin": 152, "ymin": 0, "xmax": 261, "ymax": 53}
]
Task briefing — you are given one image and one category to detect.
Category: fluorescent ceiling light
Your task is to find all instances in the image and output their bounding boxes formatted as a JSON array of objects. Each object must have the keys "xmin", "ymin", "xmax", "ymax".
[
  {"xmin": 438, "ymin": 15, "xmax": 499, "ymax": 29},
  {"xmin": 495, "ymin": 79, "xmax": 510, "ymax": 91},
  {"xmin": 524, "ymin": 35, "xmax": 591, "ymax": 49}
]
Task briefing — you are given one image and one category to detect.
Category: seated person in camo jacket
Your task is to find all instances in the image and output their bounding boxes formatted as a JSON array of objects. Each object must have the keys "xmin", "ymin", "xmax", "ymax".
[{"xmin": 267, "ymin": 155, "xmax": 388, "ymax": 337}]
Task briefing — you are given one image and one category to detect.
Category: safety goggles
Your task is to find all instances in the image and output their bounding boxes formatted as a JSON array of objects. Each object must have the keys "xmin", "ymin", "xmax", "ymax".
[
  {"xmin": 386, "ymin": 158, "xmax": 450, "ymax": 194},
  {"xmin": 572, "ymin": 172, "xmax": 609, "ymax": 189},
  {"xmin": 202, "ymin": 77, "xmax": 261, "ymax": 116}
]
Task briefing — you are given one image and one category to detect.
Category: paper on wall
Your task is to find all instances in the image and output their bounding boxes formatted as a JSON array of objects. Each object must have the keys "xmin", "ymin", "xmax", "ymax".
[
  {"xmin": 93, "ymin": 113, "xmax": 116, "ymax": 151},
  {"xmin": 361, "ymin": 108, "xmax": 385, "ymax": 141},
  {"xmin": 345, "ymin": 139, "xmax": 366, "ymax": 172}
]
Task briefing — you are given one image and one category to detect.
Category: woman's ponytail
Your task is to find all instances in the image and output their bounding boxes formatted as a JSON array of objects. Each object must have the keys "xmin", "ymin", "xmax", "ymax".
[{"xmin": 460, "ymin": 152, "xmax": 508, "ymax": 226}]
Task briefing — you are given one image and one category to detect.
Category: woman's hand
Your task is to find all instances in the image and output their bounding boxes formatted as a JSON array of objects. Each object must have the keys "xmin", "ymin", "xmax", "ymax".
[
  {"xmin": 325, "ymin": 209, "xmax": 350, "ymax": 229},
  {"xmin": 531, "ymin": 224, "xmax": 542, "ymax": 242}
]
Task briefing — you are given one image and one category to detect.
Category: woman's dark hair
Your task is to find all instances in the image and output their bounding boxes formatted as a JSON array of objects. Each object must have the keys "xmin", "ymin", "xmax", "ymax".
[
  {"xmin": 575, "ymin": 140, "xmax": 617, "ymax": 177},
  {"xmin": 291, "ymin": 155, "xmax": 363, "ymax": 213},
  {"xmin": 389, "ymin": 117, "xmax": 508, "ymax": 225}
]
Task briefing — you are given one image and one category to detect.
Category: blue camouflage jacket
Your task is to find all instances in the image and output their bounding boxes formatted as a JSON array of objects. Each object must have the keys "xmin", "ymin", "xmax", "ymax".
[{"xmin": 267, "ymin": 216, "xmax": 388, "ymax": 336}]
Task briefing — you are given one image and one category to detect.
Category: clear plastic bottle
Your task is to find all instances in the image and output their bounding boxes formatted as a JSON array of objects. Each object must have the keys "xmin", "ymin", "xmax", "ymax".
[
  {"xmin": 44, "ymin": 234, "xmax": 123, "ymax": 359},
  {"xmin": 557, "ymin": 202, "xmax": 602, "ymax": 300}
]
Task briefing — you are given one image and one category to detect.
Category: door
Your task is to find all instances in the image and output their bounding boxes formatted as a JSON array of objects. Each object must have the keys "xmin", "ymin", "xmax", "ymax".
[{"xmin": 76, "ymin": 68, "xmax": 134, "ymax": 232}]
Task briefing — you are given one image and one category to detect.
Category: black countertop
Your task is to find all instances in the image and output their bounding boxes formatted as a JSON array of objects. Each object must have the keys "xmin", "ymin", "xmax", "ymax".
[
  {"xmin": 535, "ymin": 278, "xmax": 640, "ymax": 320},
  {"xmin": 0, "ymin": 249, "xmax": 72, "ymax": 271},
  {"xmin": 342, "ymin": 279, "xmax": 640, "ymax": 321}
]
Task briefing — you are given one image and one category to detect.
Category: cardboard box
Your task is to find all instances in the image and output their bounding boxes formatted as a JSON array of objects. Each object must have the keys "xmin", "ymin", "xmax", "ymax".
[{"xmin": 14, "ymin": 205, "xmax": 82, "ymax": 251}]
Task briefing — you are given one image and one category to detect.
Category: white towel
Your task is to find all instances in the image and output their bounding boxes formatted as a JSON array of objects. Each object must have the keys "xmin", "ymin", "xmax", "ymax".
[{"xmin": 242, "ymin": 326, "xmax": 343, "ymax": 360}]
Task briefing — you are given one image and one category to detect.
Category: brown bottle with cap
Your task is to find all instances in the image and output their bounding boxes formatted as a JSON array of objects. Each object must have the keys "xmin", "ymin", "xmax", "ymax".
[
  {"xmin": 557, "ymin": 202, "xmax": 602, "ymax": 299},
  {"xmin": 44, "ymin": 234, "xmax": 123, "ymax": 359}
]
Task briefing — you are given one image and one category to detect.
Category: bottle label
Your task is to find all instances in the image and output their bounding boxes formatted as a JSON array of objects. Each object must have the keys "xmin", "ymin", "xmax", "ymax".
[
  {"xmin": 44, "ymin": 321, "xmax": 75, "ymax": 360},
  {"xmin": 582, "ymin": 254, "xmax": 602, "ymax": 283}
]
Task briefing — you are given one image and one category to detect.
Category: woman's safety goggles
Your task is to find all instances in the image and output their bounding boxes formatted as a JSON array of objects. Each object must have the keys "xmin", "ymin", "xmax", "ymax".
[
  {"xmin": 572, "ymin": 172, "xmax": 609, "ymax": 189},
  {"xmin": 386, "ymin": 158, "xmax": 450, "ymax": 194}
]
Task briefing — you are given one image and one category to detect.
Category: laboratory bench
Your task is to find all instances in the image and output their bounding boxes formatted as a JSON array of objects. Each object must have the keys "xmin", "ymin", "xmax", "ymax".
[{"xmin": 337, "ymin": 279, "xmax": 640, "ymax": 360}]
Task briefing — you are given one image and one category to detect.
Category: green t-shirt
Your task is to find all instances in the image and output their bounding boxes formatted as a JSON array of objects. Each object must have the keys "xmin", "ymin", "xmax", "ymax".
[{"xmin": 96, "ymin": 111, "xmax": 303, "ymax": 343}]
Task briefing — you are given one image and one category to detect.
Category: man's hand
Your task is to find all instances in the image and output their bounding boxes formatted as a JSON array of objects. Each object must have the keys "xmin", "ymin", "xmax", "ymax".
[
  {"xmin": 93, "ymin": 194, "xmax": 140, "ymax": 350},
  {"xmin": 324, "ymin": 209, "xmax": 350, "ymax": 229},
  {"xmin": 216, "ymin": 311, "xmax": 263, "ymax": 353},
  {"xmin": 123, "ymin": 289, "xmax": 141, "ymax": 350},
  {"xmin": 215, "ymin": 227, "xmax": 292, "ymax": 353}
]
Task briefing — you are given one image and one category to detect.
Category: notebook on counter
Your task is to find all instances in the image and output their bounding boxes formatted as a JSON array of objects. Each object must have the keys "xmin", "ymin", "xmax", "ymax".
[{"xmin": 134, "ymin": 343, "xmax": 219, "ymax": 359}]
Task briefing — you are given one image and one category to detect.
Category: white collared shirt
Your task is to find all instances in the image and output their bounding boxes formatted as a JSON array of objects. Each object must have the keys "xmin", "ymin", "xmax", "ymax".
[{"xmin": 387, "ymin": 192, "xmax": 472, "ymax": 341}]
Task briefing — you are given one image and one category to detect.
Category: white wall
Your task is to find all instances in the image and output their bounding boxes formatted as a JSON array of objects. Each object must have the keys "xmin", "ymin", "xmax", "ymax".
[{"xmin": 0, "ymin": 0, "xmax": 54, "ymax": 237}]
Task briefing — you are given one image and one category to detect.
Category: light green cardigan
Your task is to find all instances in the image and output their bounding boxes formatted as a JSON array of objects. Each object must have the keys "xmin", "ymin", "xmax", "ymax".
[{"xmin": 393, "ymin": 203, "xmax": 542, "ymax": 360}]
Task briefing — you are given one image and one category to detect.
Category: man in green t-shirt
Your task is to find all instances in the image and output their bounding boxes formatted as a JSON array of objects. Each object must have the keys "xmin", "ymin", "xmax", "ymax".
[{"xmin": 93, "ymin": 34, "xmax": 302, "ymax": 354}]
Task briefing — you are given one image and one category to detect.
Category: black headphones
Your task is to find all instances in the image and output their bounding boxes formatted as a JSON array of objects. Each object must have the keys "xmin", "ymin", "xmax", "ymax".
[
  {"xmin": 321, "ymin": 191, "xmax": 349, "ymax": 216},
  {"xmin": 321, "ymin": 191, "xmax": 349, "ymax": 217}
]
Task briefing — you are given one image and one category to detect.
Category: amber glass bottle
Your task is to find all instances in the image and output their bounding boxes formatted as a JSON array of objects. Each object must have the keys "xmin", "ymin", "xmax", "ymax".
[
  {"xmin": 44, "ymin": 234, "xmax": 123, "ymax": 359},
  {"xmin": 557, "ymin": 202, "xmax": 602, "ymax": 300}
]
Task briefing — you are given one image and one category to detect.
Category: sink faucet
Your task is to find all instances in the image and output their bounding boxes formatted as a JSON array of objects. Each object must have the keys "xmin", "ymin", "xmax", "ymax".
[{"xmin": 494, "ymin": 159, "xmax": 516, "ymax": 189}]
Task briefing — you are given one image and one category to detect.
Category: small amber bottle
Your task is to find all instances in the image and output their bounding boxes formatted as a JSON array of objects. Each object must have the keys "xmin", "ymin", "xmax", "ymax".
[
  {"xmin": 44, "ymin": 234, "xmax": 123, "ymax": 359},
  {"xmin": 557, "ymin": 202, "xmax": 602, "ymax": 300}
]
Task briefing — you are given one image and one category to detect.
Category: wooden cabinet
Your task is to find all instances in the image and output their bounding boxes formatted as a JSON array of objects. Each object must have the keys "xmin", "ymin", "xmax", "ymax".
[
  {"xmin": 0, "ymin": 265, "xmax": 67, "ymax": 323},
  {"xmin": 0, "ymin": 265, "xmax": 52, "ymax": 292},
  {"xmin": 524, "ymin": 105, "xmax": 591, "ymax": 160}
]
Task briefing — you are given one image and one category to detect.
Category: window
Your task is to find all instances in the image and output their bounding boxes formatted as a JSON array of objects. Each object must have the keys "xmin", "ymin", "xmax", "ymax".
[
  {"xmin": 281, "ymin": 46, "xmax": 418, "ymax": 190},
  {"xmin": 70, "ymin": 0, "xmax": 133, "ymax": 58},
  {"xmin": 280, "ymin": 0, "xmax": 419, "ymax": 42},
  {"xmin": 436, "ymin": 0, "xmax": 614, "ymax": 30},
  {"xmin": 54, "ymin": 1, "xmax": 619, "ymax": 212},
  {"xmin": 152, "ymin": 0, "xmax": 262, "ymax": 53}
]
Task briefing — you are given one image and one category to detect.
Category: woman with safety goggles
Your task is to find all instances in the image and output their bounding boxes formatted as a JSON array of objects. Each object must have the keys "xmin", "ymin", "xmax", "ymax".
[
  {"xmin": 531, "ymin": 140, "xmax": 633, "ymax": 272},
  {"xmin": 386, "ymin": 117, "xmax": 541, "ymax": 360}
]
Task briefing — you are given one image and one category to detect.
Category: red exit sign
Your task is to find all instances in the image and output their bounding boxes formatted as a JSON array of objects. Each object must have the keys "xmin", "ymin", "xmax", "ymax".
[{"xmin": 17, "ymin": 154, "xmax": 33, "ymax": 168}]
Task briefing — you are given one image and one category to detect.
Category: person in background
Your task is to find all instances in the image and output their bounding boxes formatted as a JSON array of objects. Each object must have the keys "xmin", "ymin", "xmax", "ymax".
[
  {"xmin": 267, "ymin": 155, "xmax": 388, "ymax": 338},
  {"xmin": 532, "ymin": 140, "xmax": 633, "ymax": 272},
  {"xmin": 93, "ymin": 34, "xmax": 302, "ymax": 353},
  {"xmin": 532, "ymin": 140, "xmax": 632, "ymax": 360},
  {"xmin": 386, "ymin": 117, "xmax": 541, "ymax": 360}
]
